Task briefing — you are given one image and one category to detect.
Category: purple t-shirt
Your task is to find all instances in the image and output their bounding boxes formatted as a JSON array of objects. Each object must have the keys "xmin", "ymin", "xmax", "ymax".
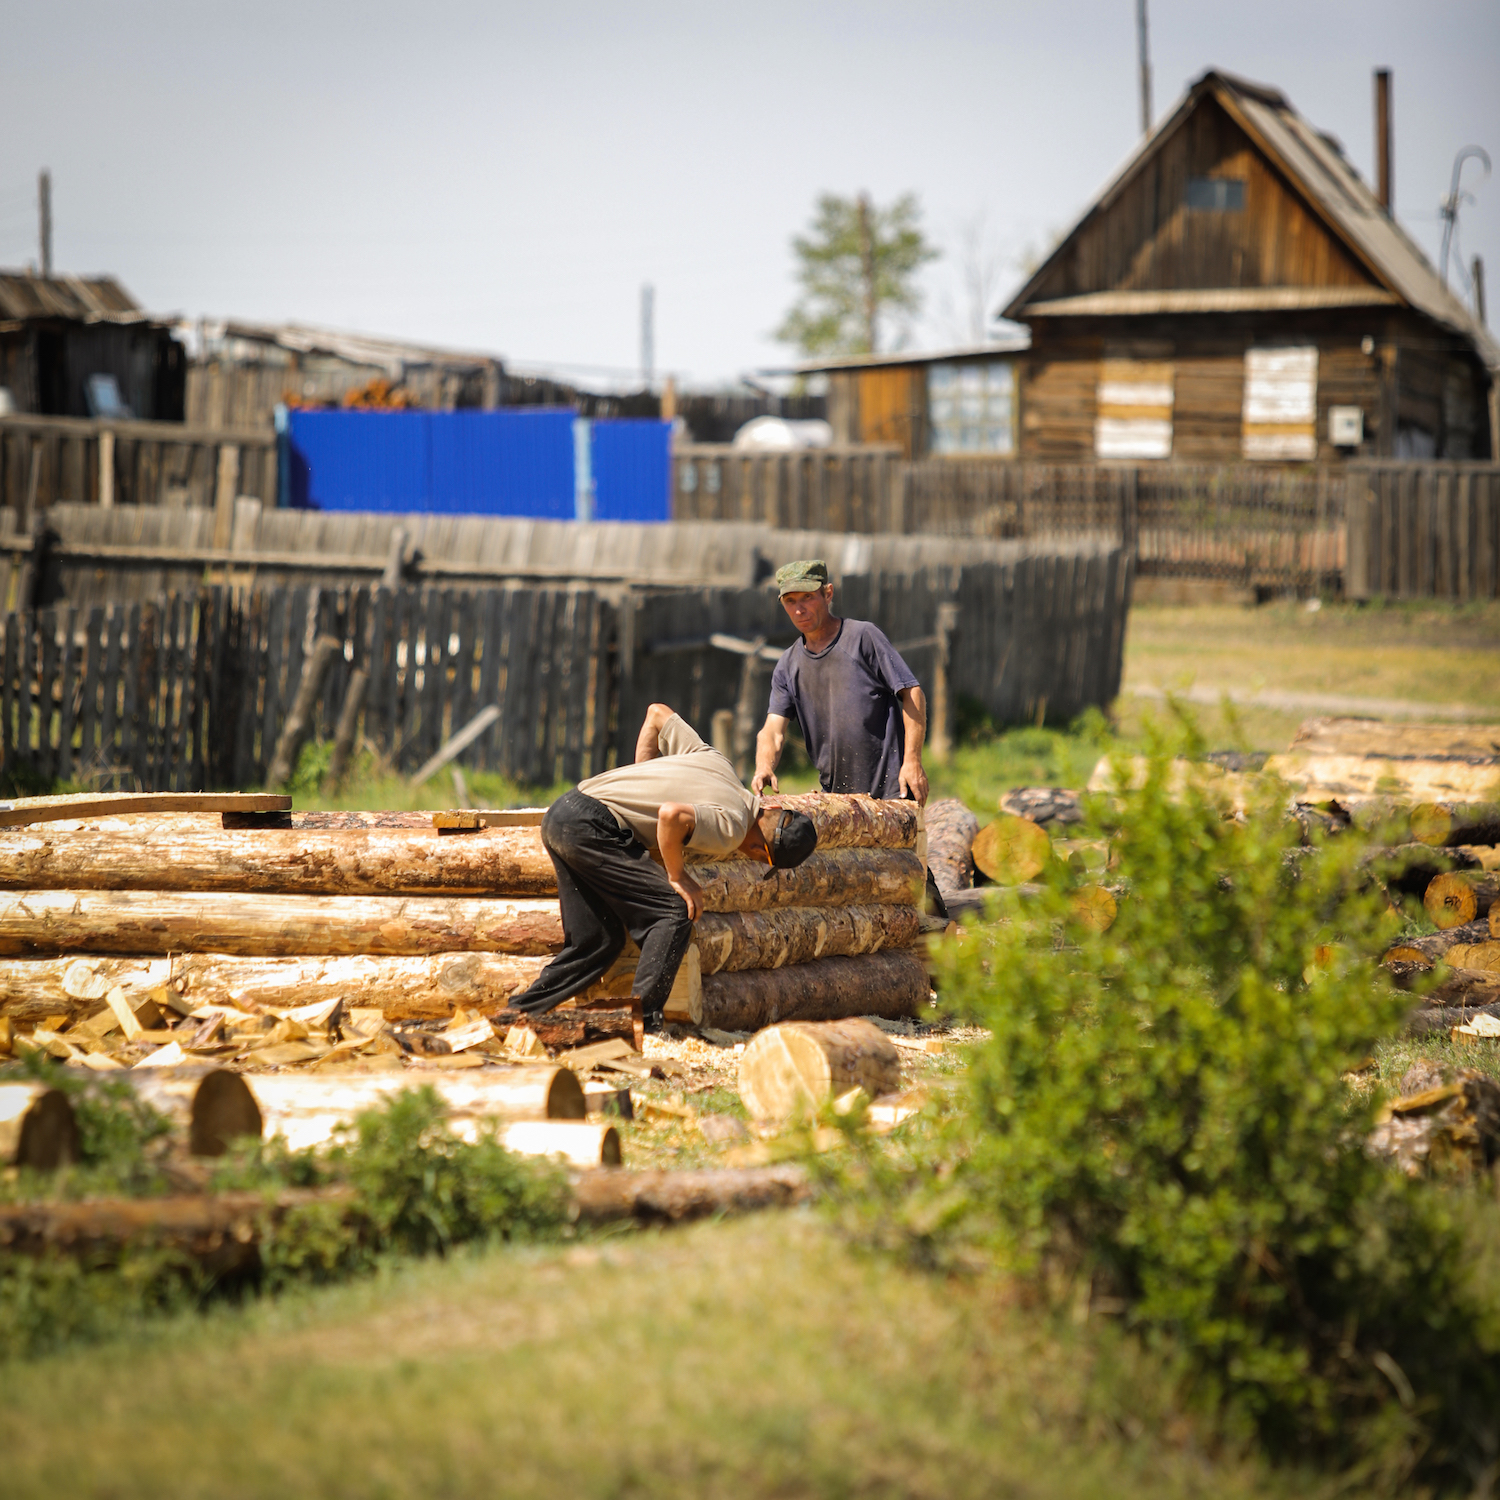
[{"xmin": 768, "ymin": 618, "xmax": 919, "ymax": 799}]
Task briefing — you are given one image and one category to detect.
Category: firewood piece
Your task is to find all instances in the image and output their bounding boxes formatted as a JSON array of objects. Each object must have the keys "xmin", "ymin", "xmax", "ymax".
[
  {"xmin": 569, "ymin": 1165, "xmax": 813, "ymax": 1222},
  {"xmin": 1367, "ymin": 1071, "xmax": 1500, "ymax": 1177},
  {"xmin": 737, "ymin": 1018, "xmax": 903, "ymax": 1122},
  {"xmin": 692, "ymin": 904, "xmax": 923, "ymax": 976},
  {"xmin": 266, "ymin": 633, "xmax": 343, "ymax": 790},
  {"xmin": 690, "ymin": 848, "xmax": 923, "ymax": 912},
  {"xmin": 0, "ymin": 1083, "xmax": 78, "ymax": 1169},
  {"xmin": 0, "ymin": 793, "xmax": 289, "ymax": 829},
  {"xmin": 1425, "ymin": 873, "xmax": 1500, "ymax": 930},
  {"xmin": 489, "ymin": 1006, "xmax": 638, "ymax": 1051},
  {"xmin": 0, "ymin": 825, "xmax": 558, "ymax": 897},
  {"xmin": 999, "ymin": 787, "xmax": 1083, "ymax": 828},
  {"xmin": 244, "ymin": 1068, "xmax": 585, "ymax": 1151},
  {"xmin": 1381, "ymin": 918, "xmax": 1491, "ymax": 967},
  {"xmin": 1410, "ymin": 801, "xmax": 1500, "ymax": 848},
  {"xmin": 111, "ymin": 1066, "xmax": 264, "ymax": 1156},
  {"xmin": 923, "ymin": 798, "xmax": 980, "ymax": 893},
  {"xmin": 972, "ymin": 815, "xmax": 1052, "ymax": 886},
  {"xmin": 693, "ymin": 950, "xmax": 929, "ymax": 1032},
  {"xmin": 498, "ymin": 1120, "xmax": 620, "ymax": 1167},
  {"xmin": 755, "ymin": 792, "xmax": 919, "ymax": 850},
  {"xmin": 0, "ymin": 890, "xmax": 567, "ymax": 959}
]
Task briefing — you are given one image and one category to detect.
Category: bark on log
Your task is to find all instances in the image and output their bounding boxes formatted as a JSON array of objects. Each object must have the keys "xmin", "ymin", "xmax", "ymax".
[
  {"xmin": 0, "ymin": 890, "xmax": 567, "ymax": 958},
  {"xmin": 0, "ymin": 1083, "xmax": 78, "ymax": 1169},
  {"xmin": 737, "ymin": 1018, "xmax": 903, "ymax": 1122},
  {"xmin": 690, "ymin": 849, "xmax": 923, "ymax": 913},
  {"xmin": 0, "ymin": 825, "xmax": 557, "ymax": 897},
  {"xmin": 570, "ymin": 1165, "xmax": 813, "ymax": 1222},
  {"xmin": 1410, "ymin": 801, "xmax": 1500, "ymax": 848},
  {"xmin": 924, "ymin": 798, "xmax": 979, "ymax": 893},
  {"xmin": 756, "ymin": 792, "xmax": 919, "ymax": 851},
  {"xmin": 693, "ymin": 904, "xmax": 922, "ymax": 976},
  {"xmin": 1425, "ymin": 872, "xmax": 1500, "ymax": 930},
  {"xmin": 1405, "ymin": 1002, "xmax": 1500, "ymax": 1036},
  {"xmin": 1382, "ymin": 917, "xmax": 1491, "ymax": 966},
  {"xmin": 489, "ymin": 1006, "xmax": 639, "ymax": 1051},
  {"xmin": 115, "ymin": 1067, "xmax": 264, "ymax": 1156},
  {"xmin": 693, "ymin": 949, "xmax": 929, "ymax": 1032},
  {"xmin": 972, "ymin": 815, "xmax": 1052, "ymax": 885},
  {"xmin": 244, "ymin": 1068, "xmax": 585, "ymax": 1152},
  {"xmin": 1000, "ymin": 787, "xmax": 1083, "ymax": 828}
]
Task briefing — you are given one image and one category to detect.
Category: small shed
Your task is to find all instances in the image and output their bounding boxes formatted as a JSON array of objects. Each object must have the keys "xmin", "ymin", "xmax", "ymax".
[
  {"xmin": 1002, "ymin": 70, "xmax": 1499, "ymax": 462},
  {"xmin": 786, "ymin": 340, "xmax": 1030, "ymax": 459},
  {"xmin": 0, "ymin": 272, "xmax": 185, "ymax": 421}
]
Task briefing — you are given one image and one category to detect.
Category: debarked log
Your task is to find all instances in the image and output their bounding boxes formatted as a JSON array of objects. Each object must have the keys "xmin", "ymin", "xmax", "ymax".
[
  {"xmin": 244, "ymin": 1068, "xmax": 586, "ymax": 1153},
  {"xmin": 691, "ymin": 848, "xmax": 923, "ymax": 913},
  {"xmin": 737, "ymin": 1018, "xmax": 903, "ymax": 1122},
  {"xmin": 0, "ymin": 1083, "xmax": 79, "ymax": 1169},
  {"xmin": 693, "ymin": 904, "xmax": 923, "ymax": 976},
  {"xmin": 691, "ymin": 949, "xmax": 930, "ymax": 1032},
  {"xmin": 753, "ymin": 792, "xmax": 920, "ymax": 851},
  {"xmin": 0, "ymin": 825, "xmax": 558, "ymax": 897},
  {"xmin": 0, "ymin": 890, "xmax": 567, "ymax": 959}
]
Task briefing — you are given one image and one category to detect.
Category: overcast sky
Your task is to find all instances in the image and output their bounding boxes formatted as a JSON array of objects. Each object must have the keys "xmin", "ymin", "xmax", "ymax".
[{"xmin": 2, "ymin": 1, "xmax": 1496, "ymax": 388}]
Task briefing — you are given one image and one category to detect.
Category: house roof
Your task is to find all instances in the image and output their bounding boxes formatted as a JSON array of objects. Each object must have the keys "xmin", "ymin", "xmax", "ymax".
[
  {"xmin": 1002, "ymin": 70, "xmax": 1500, "ymax": 372},
  {"xmin": 204, "ymin": 319, "xmax": 503, "ymax": 376},
  {"xmin": 0, "ymin": 271, "xmax": 159, "ymax": 326},
  {"xmin": 766, "ymin": 337, "xmax": 1030, "ymax": 376}
]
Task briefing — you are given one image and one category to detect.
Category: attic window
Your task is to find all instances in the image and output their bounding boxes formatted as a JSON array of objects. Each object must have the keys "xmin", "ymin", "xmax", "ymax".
[{"xmin": 1185, "ymin": 177, "xmax": 1246, "ymax": 211}]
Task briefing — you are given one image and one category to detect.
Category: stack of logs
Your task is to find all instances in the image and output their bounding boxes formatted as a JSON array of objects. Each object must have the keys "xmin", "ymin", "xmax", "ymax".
[{"xmin": 0, "ymin": 791, "xmax": 929, "ymax": 1045}]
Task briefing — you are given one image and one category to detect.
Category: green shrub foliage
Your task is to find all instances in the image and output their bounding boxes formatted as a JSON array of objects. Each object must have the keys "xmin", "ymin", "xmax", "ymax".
[{"xmin": 898, "ymin": 717, "xmax": 1499, "ymax": 1478}]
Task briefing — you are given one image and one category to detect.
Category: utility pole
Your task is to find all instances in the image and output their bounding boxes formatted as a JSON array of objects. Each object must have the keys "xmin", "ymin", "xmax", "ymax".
[
  {"xmin": 640, "ymin": 284, "xmax": 654, "ymax": 389},
  {"xmin": 38, "ymin": 170, "xmax": 52, "ymax": 276},
  {"xmin": 1136, "ymin": 0, "xmax": 1152, "ymax": 137},
  {"xmin": 857, "ymin": 193, "xmax": 877, "ymax": 353}
]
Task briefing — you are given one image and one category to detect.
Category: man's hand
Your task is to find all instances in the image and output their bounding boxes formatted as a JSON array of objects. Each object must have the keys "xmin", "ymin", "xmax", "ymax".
[
  {"xmin": 750, "ymin": 768, "xmax": 779, "ymax": 794},
  {"xmin": 899, "ymin": 759, "xmax": 929, "ymax": 806},
  {"xmin": 669, "ymin": 871, "xmax": 704, "ymax": 922},
  {"xmin": 752, "ymin": 713, "xmax": 788, "ymax": 795}
]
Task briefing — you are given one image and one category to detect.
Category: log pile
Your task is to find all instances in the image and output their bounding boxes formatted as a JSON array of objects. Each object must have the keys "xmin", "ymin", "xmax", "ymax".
[{"xmin": 0, "ymin": 792, "xmax": 929, "ymax": 1120}]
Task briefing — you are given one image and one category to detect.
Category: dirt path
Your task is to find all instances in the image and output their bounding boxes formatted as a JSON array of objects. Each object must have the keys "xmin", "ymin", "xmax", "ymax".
[{"xmin": 1123, "ymin": 683, "xmax": 1493, "ymax": 722}]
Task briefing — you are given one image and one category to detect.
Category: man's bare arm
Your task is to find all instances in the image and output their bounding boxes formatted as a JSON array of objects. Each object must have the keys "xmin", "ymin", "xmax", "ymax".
[
  {"xmin": 898, "ymin": 686, "xmax": 929, "ymax": 805},
  {"xmin": 656, "ymin": 801, "xmax": 703, "ymax": 920},
  {"xmin": 751, "ymin": 714, "xmax": 789, "ymax": 794},
  {"xmin": 634, "ymin": 703, "xmax": 677, "ymax": 765}
]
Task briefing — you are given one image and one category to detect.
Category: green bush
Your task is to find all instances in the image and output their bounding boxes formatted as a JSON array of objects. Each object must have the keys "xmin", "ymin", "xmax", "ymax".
[{"xmin": 867, "ymin": 714, "xmax": 1500, "ymax": 1483}]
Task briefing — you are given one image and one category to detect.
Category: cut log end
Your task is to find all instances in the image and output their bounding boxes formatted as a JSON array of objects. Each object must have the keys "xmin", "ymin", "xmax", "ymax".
[
  {"xmin": 0, "ymin": 1083, "xmax": 78, "ymax": 1169},
  {"xmin": 737, "ymin": 1018, "xmax": 902, "ymax": 1122},
  {"xmin": 1426, "ymin": 873, "xmax": 1479, "ymax": 930},
  {"xmin": 972, "ymin": 815, "xmax": 1051, "ymax": 886},
  {"xmin": 1068, "ymin": 884, "xmax": 1118, "ymax": 933}
]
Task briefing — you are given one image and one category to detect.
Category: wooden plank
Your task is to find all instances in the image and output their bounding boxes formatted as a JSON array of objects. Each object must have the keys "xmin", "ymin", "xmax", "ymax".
[
  {"xmin": 0, "ymin": 791, "xmax": 290, "ymax": 827},
  {"xmin": 77, "ymin": 605, "xmax": 103, "ymax": 779},
  {"xmin": 472, "ymin": 589, "xmax": 505, "ymax": 773},
  {"xmin": 37, "ymin": 609, "xmax": 59, "ymax": 784},
  {"xmin": 55, "ymin": 605, "xmax": 77, "ymax": 786},
  {"xmin": 98, "ymin": 606, "xmax": 124, "ymax": 784},
  {"xmin": 431, "ymin": 808, "xmax": 547, "ymax": 829}
]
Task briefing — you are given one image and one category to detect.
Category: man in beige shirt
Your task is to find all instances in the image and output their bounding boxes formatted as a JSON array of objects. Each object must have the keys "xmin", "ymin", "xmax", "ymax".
[{"xmin": 509, "ymin": 703, "xmax": 818, "ymax": 1020}]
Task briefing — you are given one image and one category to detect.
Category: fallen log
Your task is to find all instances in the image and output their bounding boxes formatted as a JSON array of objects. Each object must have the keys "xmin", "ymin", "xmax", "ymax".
[
  {"xmin": 756, "ymin": 792, "xmax": 918, "ymax": 850},
  {"xmin": 693, "ymin": 904, "xmax": 922, "ymax": 976},
  {"xmin": 0, "ymin": 824, "xmax": 558, "ymax": 897},
  {"xmin": 685, "ymin": 949, "xmax": 929, "ymax": 1032},
  {"xmin": 570, "ymin": 1165, "xmax": 813, "ymax": 1222},
  {"xmin": 737, "ymin": 1018, "xmax": 903, "ymax": 1122},
  {"xmin": 1410, "ymin": 801, "xmax": 1500, "ymax": 848},
  {"xmin": 690, "ymin": 848, "xmax": 923, "ymax": 912},
  {"xmin": 1425, "ymin": 872, "xmax": 1500, "ymax": 930},
  {"xmin": 924, "ymin": 798, "xmax": 979, "ymax": 893},
  {"xmin": 115, "ymin": 1067, "xmax": 264, "ymax": 1157},
  {"xmin": 0, "ymin": 793, "xmax": 289, "ymax": 829},
  {"xmin": 0, "ymin": 890, "xmax": 567, "ymax": 959},
  {"xmin": 0, "ymin": 1082, "xmax": 78, "ymax": 1169},
  {"xmin": 1381, "ymin": 917, "xmax": 1491, "ymax": 966},
  {"xmin": 1404, "ymin": 1002, "xmax": 1500, "ymax": 1037},
  {"xmin": 999, "ymin": 788, "xmax": 1083, "ymax": 828},
  {"xmin": 245, "ymin": 1068, "xmax": 586, "ymax": 1151},
  {"xmin": 497, "ymin": 1120, "xmax": 620, "ymax": 1167},
  {"xmin": 1389, "ymin": 961, "xmax": 1500, "ymax": 1008}
]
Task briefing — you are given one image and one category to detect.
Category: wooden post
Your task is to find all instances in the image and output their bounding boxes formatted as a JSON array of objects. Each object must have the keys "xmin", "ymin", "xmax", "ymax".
[
  {"xmin": 732, "ymin": 636, "xmax": 766, "ymax": 777},
  {"xmin": 212, "ymin": 444, "xmax": 240, "ymax": 552},
  {"xmin": 266, "ymin": 633, "xmax": 342, "ymax": 789},
  {"xmin": 928, "ymin": 602, "xmax": 958, "ymax": 762},
  {"xmin": 1344, "ymin": 486, "xmax": 1372, "ymax": 600},
  {"xmin": 381, "ymin": 526, "xmax": 408, "ymax": 590},
  {"xmin": 98, "ymin": 430, "xmax": 115, "ymax": 510}
]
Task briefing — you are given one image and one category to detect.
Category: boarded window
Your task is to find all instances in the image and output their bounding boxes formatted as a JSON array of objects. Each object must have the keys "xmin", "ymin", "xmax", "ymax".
[
  {"xmin": 928, "ymin": 361, "xmax": 1014, "ymax": 454},
  {"xmin": 1242, "ymin": 346, "xmax": 1318, "ymax": 460},
  {"xmin": 1186, "ymin": 177, "xmax": 1246, "ymax": 211},
  {"xmin": 1094, "ymin": 359, "xmax": 1173, "ymax": 459}
]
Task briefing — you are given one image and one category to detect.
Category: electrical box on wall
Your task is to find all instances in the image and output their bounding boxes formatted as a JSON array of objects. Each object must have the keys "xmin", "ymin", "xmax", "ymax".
[{"xmin": 1328, "ymin": 407, "xmax": 1364, "ymax": 447}]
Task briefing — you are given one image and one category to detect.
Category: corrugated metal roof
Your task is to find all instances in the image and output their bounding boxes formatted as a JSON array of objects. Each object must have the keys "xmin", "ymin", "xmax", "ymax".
[
  {"xmin": 1025, "ymin": 287, "xmax": 1400, "ymax": 316},
  {"xmin": 209, "ymin": 319, "xmax": 502, "ymax": 375},
  {"xmin": 1002, "ymin": 70, "xmax": 1500, "ymax": 372},
  {"xmin": 0, "ymin": 271, "xmax": 149, "ymax": 324},
  {"xmin": 767, "ymin": 338, "xmax": 1030, "ymax": 376}
]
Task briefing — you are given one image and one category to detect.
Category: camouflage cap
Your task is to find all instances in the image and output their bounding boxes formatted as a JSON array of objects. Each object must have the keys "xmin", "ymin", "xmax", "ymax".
[{"xmin": 774, "ymin": 559, "xmax": 829, "ymax": 596}]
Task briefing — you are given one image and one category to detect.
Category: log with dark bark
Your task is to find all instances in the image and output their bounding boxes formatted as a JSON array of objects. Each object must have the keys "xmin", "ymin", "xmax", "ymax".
[
  {"xmin": 1367, "ymin": 1071, "xmax": 1500, "ymax": 1175},
  {"xmin": 0, "ymin": 1083, "xmax": 78, "ymax": 1168},
  {"xmin": 490, "ymin": 1005, "xmax": 639, "ymax": 1051},
  {"xmin": 1364, "ymin": 844, "xmax": 1479, "ymax": 898},
  {"xmin": 690, "ymin": 849, "xmax": 923, "ymax": 913},
  {"xmin": 1409, "ymin": 801, "xmax": 1500, "ymax": 848},
  {"xmin": 0, "ymin": 890, "xmax": 567, "ymax": 959},
  {"xmin": 1383, "ymin": 917, "xmax": 1492, "ymax": 966},
  {"xmin": 693, "ymin": 949, "xmax": 929, "ymax": 1032},
  {"xmin": 923, "ymin": 798, "xmax": 979, "ymax": 894},
  {"xmin": 570, "ymin": 1165, "xmax": 814, "ymax": 1222},
  {"xmin": 737, "ymin": 1018, "xmax": 903, "ymax": 1121},
  {"xmin": 693, "ymin": 904, "xmax": 922, "ymax": 976},
  {"xmin": 1404, "ymin": 1002, "xmax": 1500, "ymax": 1036},
  {"xmin": 999, "ymin": 788, "xmax": 1083, "ymax": 828},
  {"xmin": 1389, "ymin": 960, "xmax": 1500, "ymax": 1008}
]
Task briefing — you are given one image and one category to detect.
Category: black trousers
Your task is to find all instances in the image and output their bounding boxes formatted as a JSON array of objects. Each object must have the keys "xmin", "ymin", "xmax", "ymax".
[{"xmin": 509, "ymin": 790, "xmax": 694, "ymax": 1017}]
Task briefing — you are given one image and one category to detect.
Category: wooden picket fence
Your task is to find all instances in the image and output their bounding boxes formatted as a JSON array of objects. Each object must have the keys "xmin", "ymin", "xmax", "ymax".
[{"xmin": 0, "ymin": 541, "xmax": 1130, "ymax": 794}]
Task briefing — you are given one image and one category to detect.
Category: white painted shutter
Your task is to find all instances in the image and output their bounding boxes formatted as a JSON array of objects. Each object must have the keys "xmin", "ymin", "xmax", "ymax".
[
  {"xmin": 1094, "ymin": 359, "xmax": 1173, "ymax": 459},
  {"xmin": 1242, "ymin": 346, "xmax": 1318, "ymax": 460}
]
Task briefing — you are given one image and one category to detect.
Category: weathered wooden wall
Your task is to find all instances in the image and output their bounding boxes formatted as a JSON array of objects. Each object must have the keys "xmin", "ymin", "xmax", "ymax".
[{"xmin": 672, "ymin": 446, "xmax": 904, "ymax": 531}]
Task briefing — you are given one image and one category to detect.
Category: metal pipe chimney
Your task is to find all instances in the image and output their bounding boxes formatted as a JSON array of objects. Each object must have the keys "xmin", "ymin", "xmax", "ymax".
[{"xmin": 1374, "ymin": 70, "xmax": 1392, "ymax": 214}]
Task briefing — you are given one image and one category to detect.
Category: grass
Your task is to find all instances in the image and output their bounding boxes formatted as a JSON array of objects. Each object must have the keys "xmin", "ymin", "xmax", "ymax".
[{"xmin": 0, "ymin": 1214, "xmax": 1322, "ymax": 1500}]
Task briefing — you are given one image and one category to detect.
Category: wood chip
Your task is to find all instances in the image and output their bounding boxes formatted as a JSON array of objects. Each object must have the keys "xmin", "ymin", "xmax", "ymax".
[
  {"xmin": 558, "ymin": 1038, "xmax": 634, "ymax": 1071},
  {"xmin": 134, "ymin": 1041, "xmax": 186, "ymax": 1069},
  {"xmin": 442, "ymin": 1018, "xmax": 497, "ymax": 1054}
]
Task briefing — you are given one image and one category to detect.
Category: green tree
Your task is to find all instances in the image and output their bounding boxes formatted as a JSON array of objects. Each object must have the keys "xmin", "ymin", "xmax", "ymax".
[{"xmin": 776, "ymin": 192, "xmax": 938, "ymax": 357}]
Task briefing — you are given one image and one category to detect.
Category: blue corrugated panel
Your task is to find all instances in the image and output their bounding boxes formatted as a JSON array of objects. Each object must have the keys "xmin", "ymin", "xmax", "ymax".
[
  {"xmin": 590, "ymin": 418, "xmax": 671, "ymax": 522},
  {"xmin": 285, "ymin": 408, "xmax": 576, "ymax": 516}
]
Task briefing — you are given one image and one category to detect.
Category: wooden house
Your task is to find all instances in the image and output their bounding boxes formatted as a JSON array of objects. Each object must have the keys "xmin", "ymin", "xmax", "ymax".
[
  {"xmin": 1002, "ymin": 70, "xmax": 1498, "ymax": 463},
  {"xmin": 0, "ymin": 273, "xmax": 185, "ymax": 421},
  {"xmin": 789, "ymin": 340, "xmax": 1030, "ymax": 460}
]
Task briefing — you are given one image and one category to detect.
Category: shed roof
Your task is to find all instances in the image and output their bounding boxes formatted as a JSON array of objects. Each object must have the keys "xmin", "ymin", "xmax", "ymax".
[
  {"xmin": 767, "ymin": 337, "xmax": 1030, "ymax": 376},
  {"xmin": 206, "ymin": 319, "xmax": 503, "ymax": 376},
  {"xmin": 1002, "ymin": 70, "xmax": 1500, "ymax": 371},
  {"xmin": 0, "ymin": 271, "xmax": 156, "ymax": 325}
]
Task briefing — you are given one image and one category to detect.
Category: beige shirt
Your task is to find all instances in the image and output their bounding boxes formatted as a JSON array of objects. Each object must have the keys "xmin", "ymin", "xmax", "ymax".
[{"xmin": 577, "ymin": 714, "xmax": 760, "ymax": 858}]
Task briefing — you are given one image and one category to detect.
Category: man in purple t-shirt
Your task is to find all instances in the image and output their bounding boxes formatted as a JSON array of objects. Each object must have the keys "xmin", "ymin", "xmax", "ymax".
[{"xmin": 751, "ymin": 559, "xmax": 929, "ymax": 805}]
